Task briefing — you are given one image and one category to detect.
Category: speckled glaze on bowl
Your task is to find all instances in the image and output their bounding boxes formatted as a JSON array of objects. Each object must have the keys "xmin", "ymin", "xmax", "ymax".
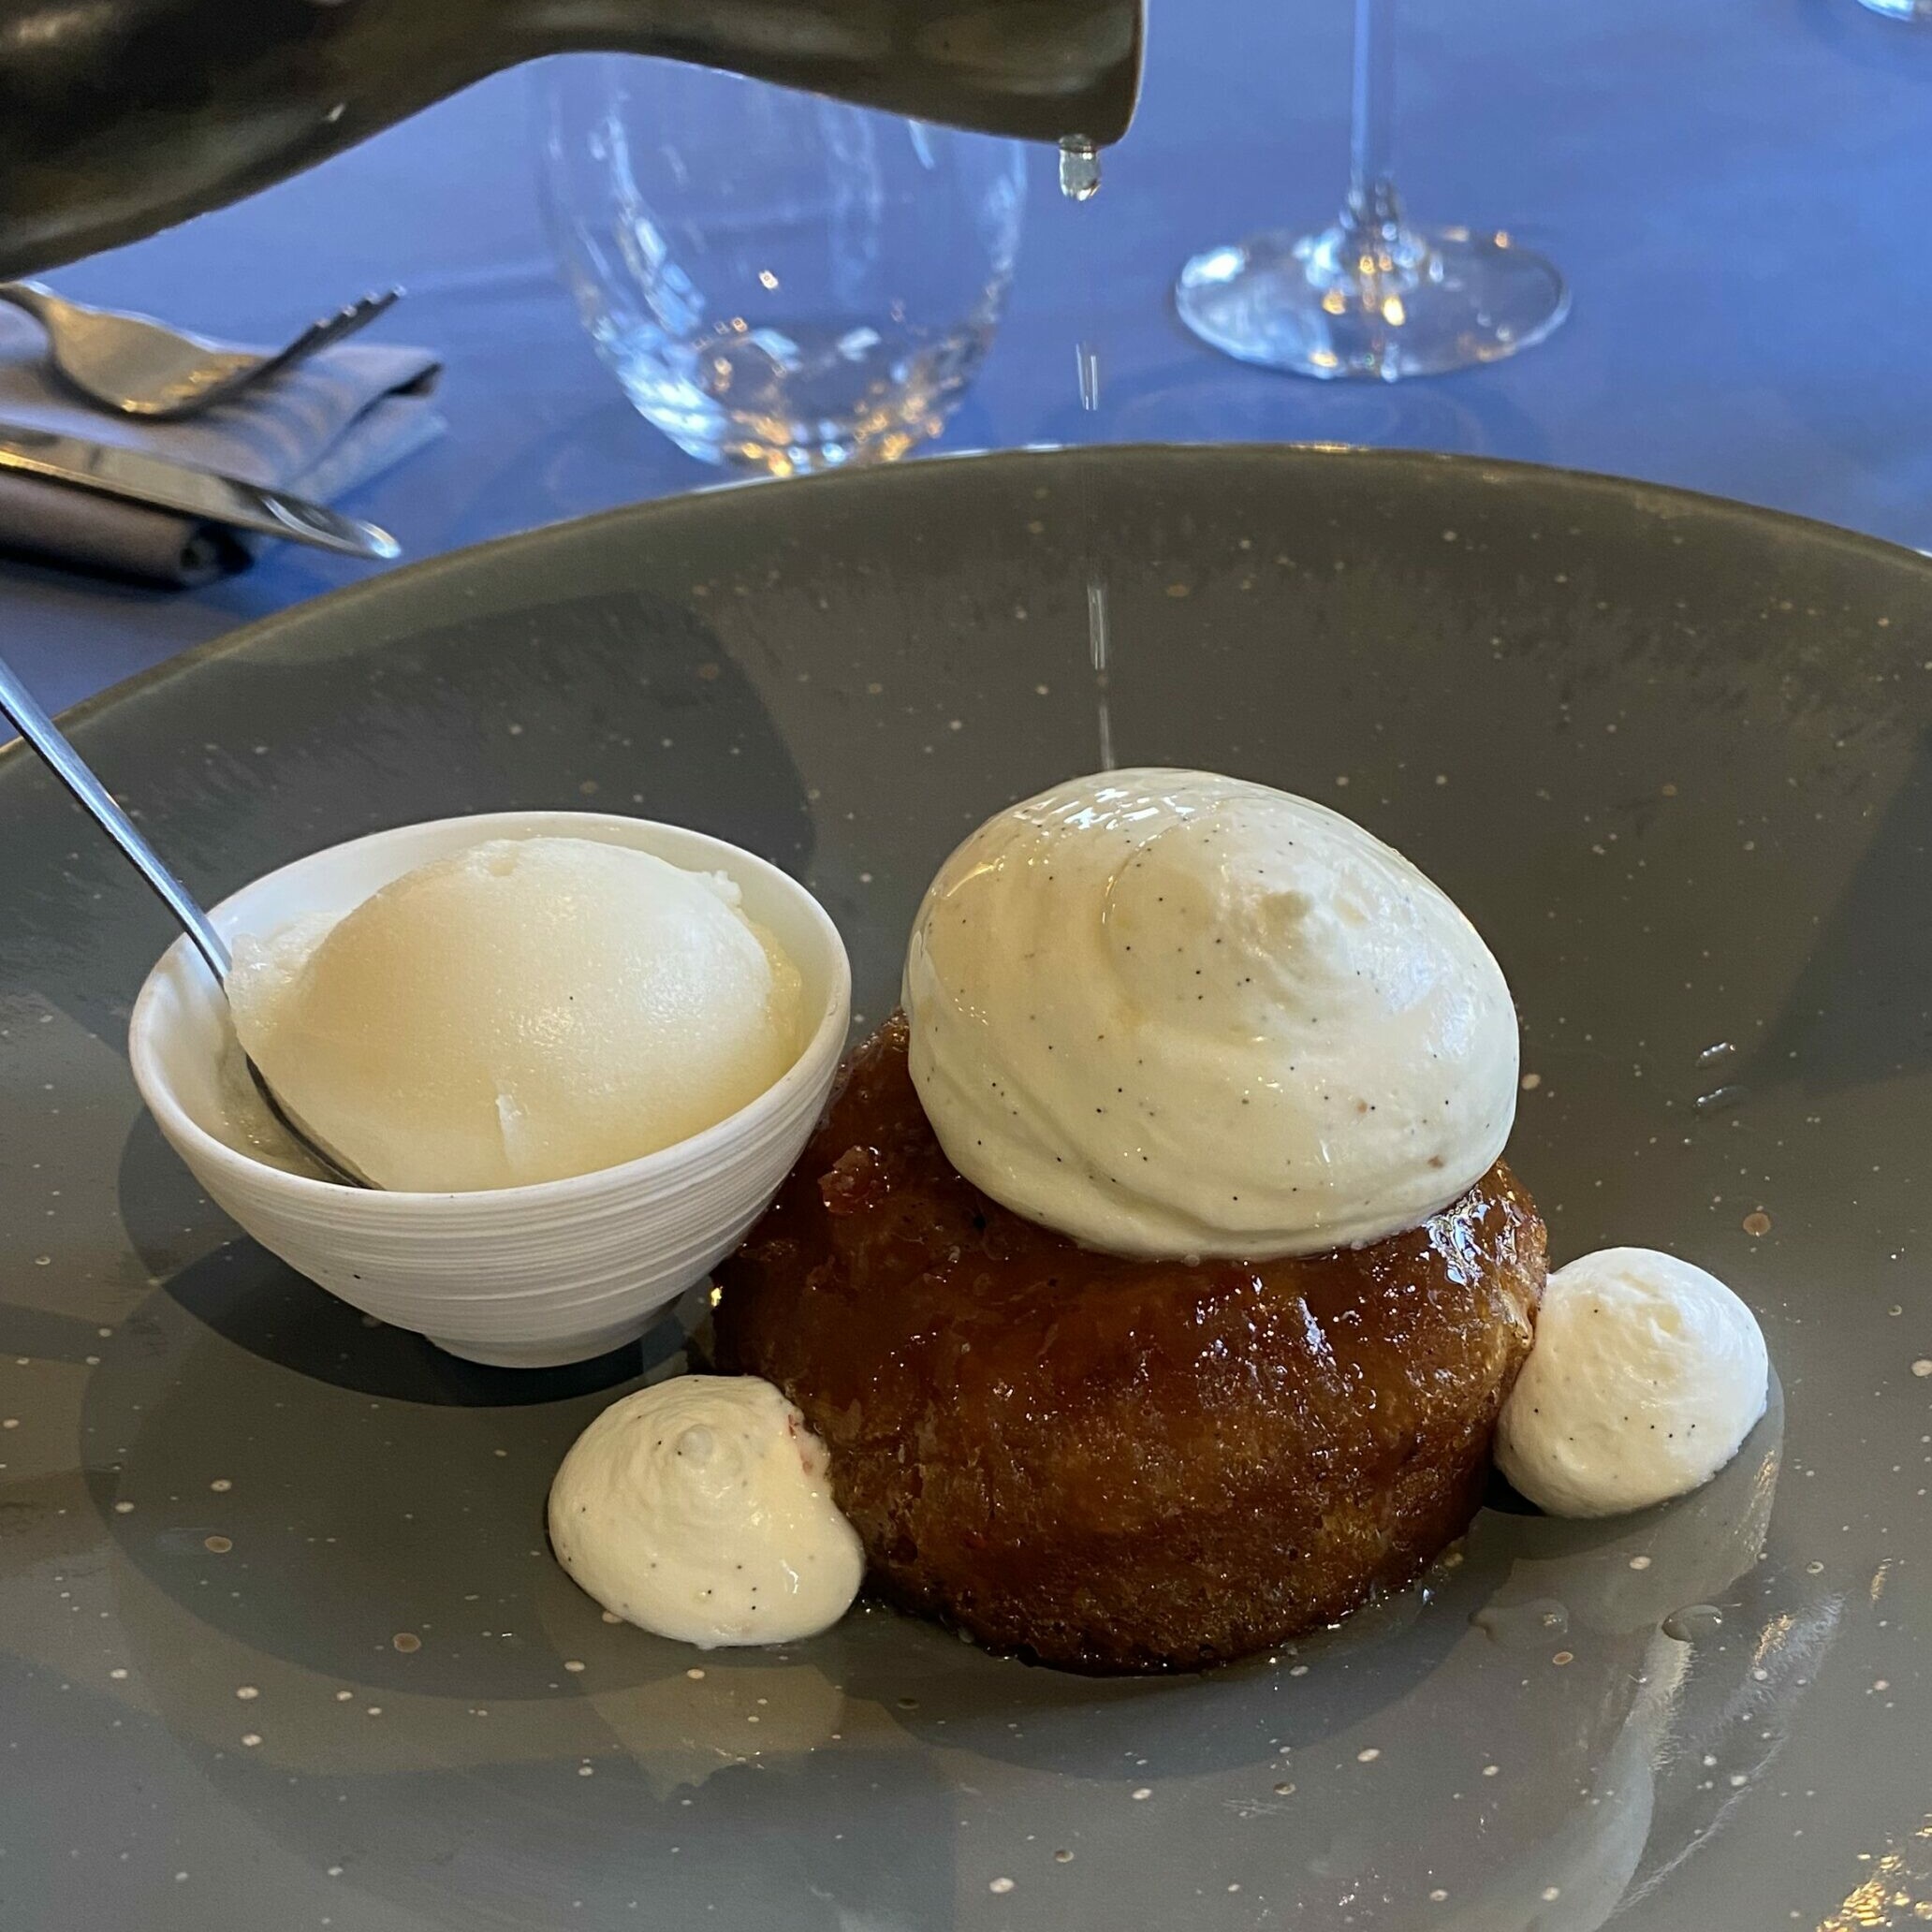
[
  {"xmin": 1, "ymin": 447, "xmax": 1926, "ymax": 1932},
  {"xmin": 127, "ymin": 811, "xmax": 850, "ymax": 1368}
]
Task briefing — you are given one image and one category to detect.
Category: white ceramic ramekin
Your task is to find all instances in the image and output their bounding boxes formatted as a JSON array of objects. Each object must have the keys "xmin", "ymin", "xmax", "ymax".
[{"xmin": 129, "ymin": 811, "xmax": 849, "ymax": 1368}]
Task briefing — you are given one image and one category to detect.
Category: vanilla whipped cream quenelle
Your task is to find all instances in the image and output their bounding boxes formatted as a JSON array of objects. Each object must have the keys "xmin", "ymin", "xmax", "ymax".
[
  {"xmin": 549, "ymin": 1376, "xmax": 863, "ymax": 1647},
  {"xmin": 903, "ymin": 769, "xmax": 1519, "ymax": 1258},
  {"xmin": 1498, "ymin": 1248, "xmax": 1769, "ymax": 1517},
  {"xmin": 228, "ymin": 836, "xmax": 803, "ymax": 1192}
]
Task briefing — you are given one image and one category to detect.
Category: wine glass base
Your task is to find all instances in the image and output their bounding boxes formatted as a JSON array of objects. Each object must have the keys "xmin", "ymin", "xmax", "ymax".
[
  {"xmin": 1177, "ymin": 223, "xmax": 1569, "ymax": 381},
  {"xmin": 1855, "ymin": 0, "xmax": 1932, "ymax": 19}
]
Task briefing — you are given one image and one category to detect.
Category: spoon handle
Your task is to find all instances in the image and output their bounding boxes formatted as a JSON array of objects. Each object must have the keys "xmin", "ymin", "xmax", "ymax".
[{"xmin": 0, "ymin": 651, "xmax": 231, "ymax": 982}]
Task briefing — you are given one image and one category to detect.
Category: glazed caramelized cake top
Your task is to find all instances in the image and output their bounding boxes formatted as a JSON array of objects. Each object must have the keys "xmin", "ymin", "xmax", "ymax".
[{"xmin": 725, "ymin": 1016, "xmax": 1542, "ymax": 1475}]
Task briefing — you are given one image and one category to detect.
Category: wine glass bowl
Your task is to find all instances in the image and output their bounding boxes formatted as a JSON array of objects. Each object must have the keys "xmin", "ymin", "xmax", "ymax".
[{"xmin": 534, "ymin": 57, "xmax": 1028, "ymax": 476}]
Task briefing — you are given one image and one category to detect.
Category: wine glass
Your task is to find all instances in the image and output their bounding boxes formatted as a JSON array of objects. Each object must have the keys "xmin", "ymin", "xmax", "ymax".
[
  {"xmin": 534, "ymin": 58, "xmax": 1028, "ymax": 475},
  {"xmin": 1856, "ymin": 0, "xmax": 1932, "ymax": 18},
  {"xmin": 1175, "ymin": 0, "xmax": 1569, "ymax": 381}
]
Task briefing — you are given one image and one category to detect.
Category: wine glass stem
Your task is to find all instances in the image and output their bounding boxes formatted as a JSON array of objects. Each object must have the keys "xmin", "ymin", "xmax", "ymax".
[{"xmin": 1344, "ymin": 0, "xmax": 1405, "ymax": 243}]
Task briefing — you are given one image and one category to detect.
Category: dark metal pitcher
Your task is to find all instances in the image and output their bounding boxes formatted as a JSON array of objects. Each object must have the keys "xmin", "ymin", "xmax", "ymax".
[{"xmin": 0, "ymin": 0, "xmax": 1144, "ymax": 277}]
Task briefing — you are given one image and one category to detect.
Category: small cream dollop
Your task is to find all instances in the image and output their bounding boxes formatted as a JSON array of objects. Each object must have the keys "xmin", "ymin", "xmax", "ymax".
[
  {"xmin": 228, "ymin": 836, "xmax": 802, "ymax": 1192},
  {"xmin": 548, "ymin": 1376, "xmax": 863, "ymax": 1647},
  {"xmin": 903, "ymin": 768, "xmax": 1518, "ymax": 1258},
  {"xmin": 1497, "ymin": 1248, "xmax": 1769, "ymax": 1518}
]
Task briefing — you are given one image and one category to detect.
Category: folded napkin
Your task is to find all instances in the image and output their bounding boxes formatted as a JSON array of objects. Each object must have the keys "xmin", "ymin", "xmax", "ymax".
[{"xmin": 0, "ymin": 303, "xmax": 444, "ymax": 586}]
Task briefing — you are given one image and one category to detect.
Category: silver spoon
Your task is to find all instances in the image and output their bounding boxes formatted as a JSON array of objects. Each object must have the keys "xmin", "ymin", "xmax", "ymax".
[
  {"xmin": 0, "ymin": 653, "xmax": 372, "ymax": 1187},
  {"xmin": 0, "ymin": 285, "xmax": 401, "ymax": 420}
]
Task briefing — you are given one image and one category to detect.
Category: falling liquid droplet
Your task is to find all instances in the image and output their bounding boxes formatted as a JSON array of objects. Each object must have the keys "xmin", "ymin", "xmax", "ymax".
[
  {"xmin": 1070, "ymin": 314, "xmax": 1112, "ymax": 768},
  {"xmin": 1697, "ymin": 1040, "xmax": 1737, "ymax": 1066},
  {"xmin": 1087, "ymin": 577, "xmax": 1110, "ymax": 674},
  {"xmin": 1661, "ymin": 1603, "xmax": 1724, "ymax": 1642},
  {"xmin": 1076, "ymin": 341, "xmax": 1102, "ymax": 413},
  {"xmin": 1059, "ymin": 135, "xmax": 1101, "ymax": 201},
  {"xmin": 1471, "ymin": 1599, "xmax": 1570, "ymax": 1647},
  {"xmin": 1087, "ymin": 577, "xmax": 1114, "ymax": 768},
  {"xmin": 1694, "ymin": 1084, "xmax": 1748, "ymax": 1116}
]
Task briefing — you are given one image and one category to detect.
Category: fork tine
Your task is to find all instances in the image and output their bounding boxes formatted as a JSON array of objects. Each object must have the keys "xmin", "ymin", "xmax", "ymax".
[
  {"xmin": 281, "ymin": 292, "xmax": 392, "ymax": 360},
  {"xmin": 137, "ymin": 285, "xmax": 404, "ymax": 418},
  {"xmin": 235, "ymin": 286, "xmax": 403, "ymax": 388},
  {"xmin": 276, "ymin": 310, "xmax": 358, "ymax": 363},
  {"xmin": 313, "ymin": 287, "xmax": 400, "ymax": 346},
  {"xmin": 316, "ymin": 289, "xmax": 400, "ymax": 338}
]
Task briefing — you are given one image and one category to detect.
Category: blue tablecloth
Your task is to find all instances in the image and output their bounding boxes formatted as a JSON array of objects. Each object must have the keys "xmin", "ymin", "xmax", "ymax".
[{"xmin": 12, "ymin": 0, "xmax": 1932, "ymax": 714}]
